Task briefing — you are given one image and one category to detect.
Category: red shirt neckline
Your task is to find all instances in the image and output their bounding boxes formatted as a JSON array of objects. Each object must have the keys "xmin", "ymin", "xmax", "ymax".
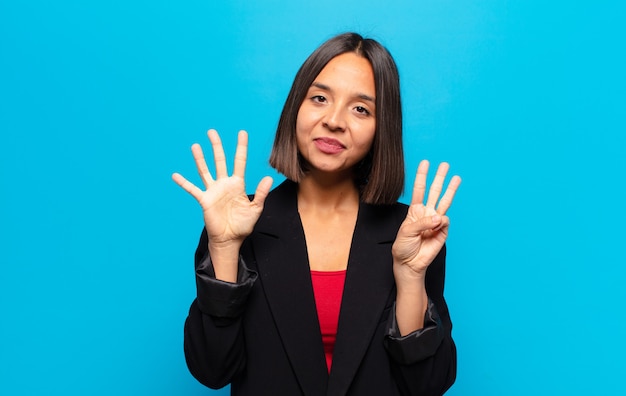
[{"xmin": 310, "ymin": 269, "xmax": 347, "ymax": 373}]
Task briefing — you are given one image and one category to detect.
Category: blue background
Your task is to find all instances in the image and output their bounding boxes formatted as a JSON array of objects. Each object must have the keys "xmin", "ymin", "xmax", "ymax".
[{"xmin": 1, "ymin": 1, "xmax": 625, "ymax": 395}]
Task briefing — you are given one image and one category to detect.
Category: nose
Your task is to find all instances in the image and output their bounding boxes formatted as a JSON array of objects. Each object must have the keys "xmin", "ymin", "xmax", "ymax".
[{"xmin": 322, "ymin": 105, "xmax": 347, "ymax": 132}]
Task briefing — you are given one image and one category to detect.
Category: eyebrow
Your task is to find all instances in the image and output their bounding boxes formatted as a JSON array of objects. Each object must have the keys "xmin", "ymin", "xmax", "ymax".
[{"xmin": 311, "ymin": 82, "xmax": 376, "ymax": 103}]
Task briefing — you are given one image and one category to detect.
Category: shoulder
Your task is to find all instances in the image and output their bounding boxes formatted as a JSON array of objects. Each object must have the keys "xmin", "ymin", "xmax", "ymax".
[
  {"xmin": 351, "ymin": 201, "xmax": 407, "ymax": 244},
  {"xmin": 361, "ymin": 201, "xmax": 408, "ymax": 225}
]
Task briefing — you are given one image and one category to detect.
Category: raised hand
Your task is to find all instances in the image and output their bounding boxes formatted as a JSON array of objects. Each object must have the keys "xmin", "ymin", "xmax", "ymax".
[
  {"xmin": 172, "ymin": 129, "xmax": 273, "ymax": 281},
  {"xmin": 392, "ymin": 160, "xmax": 461, "ymax": 280}
]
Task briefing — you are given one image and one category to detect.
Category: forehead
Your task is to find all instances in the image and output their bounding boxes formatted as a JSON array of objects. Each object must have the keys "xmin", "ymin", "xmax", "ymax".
[{"xmin": 313, "ymin": 52, "xmax": 375, "ymax": 95}]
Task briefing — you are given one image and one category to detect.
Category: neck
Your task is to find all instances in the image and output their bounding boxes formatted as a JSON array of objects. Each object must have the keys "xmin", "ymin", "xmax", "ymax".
[{"xmin": 297, "ymin": 174, "xmax": 360, "ymax": 213}]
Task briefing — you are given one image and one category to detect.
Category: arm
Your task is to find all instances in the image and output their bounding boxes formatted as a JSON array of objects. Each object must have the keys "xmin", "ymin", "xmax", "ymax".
[
  {"xmin": 385, "ymin": 247, "xmax": 456, "ymax": 395},
  {"xmin": 173, "ymin": 129, "xmax": 273, "ymax": 387},
  {"xmin": 387, "ymin": 160, "xmax": 461, "ymax": 395},
  {"xmin": 184, "ymin": 230, "xmax": 256, "ymax": 389}
]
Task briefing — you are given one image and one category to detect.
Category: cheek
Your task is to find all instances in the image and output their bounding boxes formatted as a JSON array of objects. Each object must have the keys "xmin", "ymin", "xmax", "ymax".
[
  {"xmin": 295, "ymin": 108, "xmax": 315, "ymax": 147},
  {"xmin": 295, "ymin": 119, "xmax": 305, "ymax": 150},
  {"xmin": 355, "ymin": 124, "xmax": 376, "ymax": 150},
  {"xmin": 295, "ymin": 106, "xmax": 314, "ymax": 130}
]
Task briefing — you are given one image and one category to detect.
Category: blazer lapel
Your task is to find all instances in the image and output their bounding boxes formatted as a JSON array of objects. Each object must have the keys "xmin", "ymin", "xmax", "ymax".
[
  {"xmin": 326, "ymin": 203, "xmax": 402, "ymax": 396},
  {"xmin": 251, "ymin": 180, "xmax": 329, "ymax": 395}
]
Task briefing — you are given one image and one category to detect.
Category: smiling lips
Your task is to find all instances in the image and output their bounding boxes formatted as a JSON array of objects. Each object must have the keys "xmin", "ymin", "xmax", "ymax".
[{"xmin": 314, "ymin": 137, "xmax": 345, "ymax": 154}]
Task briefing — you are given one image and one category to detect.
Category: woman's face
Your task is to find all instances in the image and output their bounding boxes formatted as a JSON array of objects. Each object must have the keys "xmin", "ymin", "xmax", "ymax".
[{"xmin": 296, "ymin": 52, "xmax": 376, "ymax": 178}]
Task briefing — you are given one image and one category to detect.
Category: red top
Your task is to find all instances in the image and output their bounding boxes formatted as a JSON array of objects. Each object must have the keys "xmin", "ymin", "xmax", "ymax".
[{"xmin": 310, "ymin": 269, "xmax": 347, "ymax": 373}]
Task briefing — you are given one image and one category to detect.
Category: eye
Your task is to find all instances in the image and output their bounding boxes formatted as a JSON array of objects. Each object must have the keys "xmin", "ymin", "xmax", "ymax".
[
  {"xmin": 311, "ymin": 95, "xmax": 327, "ymax": 103},
  {"xmin": 354, "ymin": 106, "xmax": 371, "ymax": 116}
]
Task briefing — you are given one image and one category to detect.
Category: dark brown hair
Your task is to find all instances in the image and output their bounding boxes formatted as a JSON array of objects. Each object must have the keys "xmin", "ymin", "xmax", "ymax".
[{"xmin": 269, "ymin": 32, "xmax": 404, "ymax": 204}]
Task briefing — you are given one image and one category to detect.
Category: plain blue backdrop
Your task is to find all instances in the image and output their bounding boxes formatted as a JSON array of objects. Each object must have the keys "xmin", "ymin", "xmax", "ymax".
[{"xmin": 1, "ymin": 1, "xmax": 625, "ymax": 395}]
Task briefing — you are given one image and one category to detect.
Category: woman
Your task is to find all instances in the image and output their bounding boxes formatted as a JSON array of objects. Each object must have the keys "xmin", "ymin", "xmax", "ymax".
[{"xmin": 173, "ymin": 32, "xmax": 461, "ymax": 395}]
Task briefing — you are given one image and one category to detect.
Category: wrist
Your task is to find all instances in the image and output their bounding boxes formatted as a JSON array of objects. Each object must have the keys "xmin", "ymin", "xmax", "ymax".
[
  {"xmin": 395, "ymin": 283, "xmax": 428, "ymax": 335},
  {"xmin": 208, "ymin": 239, "xmax": 242, "ymax": 255},
  {"xmin": 393, "ymin": 259, "xmax": 426, "ymax": 281},
  {"xmin": 208, "ymin": 241, "xmax": 241, "ymax": 283}
]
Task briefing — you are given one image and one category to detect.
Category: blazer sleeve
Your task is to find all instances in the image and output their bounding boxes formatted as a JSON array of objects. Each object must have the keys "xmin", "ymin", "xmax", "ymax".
[
  {"xmin": 383, "ymin": 245, "xmax": 457, "ymax": 396},
  {"xmin": 183, "ymin": 229, "xmax": 256, "ymax": 389}
]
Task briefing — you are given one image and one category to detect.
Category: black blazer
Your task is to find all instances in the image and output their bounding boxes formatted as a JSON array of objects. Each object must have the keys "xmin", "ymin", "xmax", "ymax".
[{"xmin": 184, "ymin": 180, "xmax": 456, "ymax": 395}]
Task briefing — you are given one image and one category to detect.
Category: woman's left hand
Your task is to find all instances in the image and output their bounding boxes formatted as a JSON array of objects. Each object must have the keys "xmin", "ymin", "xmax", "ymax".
[{"xmin": 392, "ymin": 160, "xmax": 461, "ymax": 280}]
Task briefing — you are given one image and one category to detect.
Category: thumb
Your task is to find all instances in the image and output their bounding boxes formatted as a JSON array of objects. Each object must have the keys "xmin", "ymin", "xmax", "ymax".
[
  {"xmin": 405, "ymin": 214, "xmax": 443, "ymax": 236},
  {"xmin": 252, "ymin": 176, "xmax": 274, "ymax": 207}
]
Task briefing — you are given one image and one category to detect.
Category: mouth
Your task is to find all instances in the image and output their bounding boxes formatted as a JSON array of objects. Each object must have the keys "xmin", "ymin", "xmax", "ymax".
[{"xmin": 314, "ymin": 137, "xmax": 346, "ymax": 154}]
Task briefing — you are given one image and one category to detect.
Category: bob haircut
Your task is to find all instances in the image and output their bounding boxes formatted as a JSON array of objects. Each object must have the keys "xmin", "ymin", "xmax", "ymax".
[{"xmin": 269, "ymin": 32, "xmax": 404, "ymax": 205}]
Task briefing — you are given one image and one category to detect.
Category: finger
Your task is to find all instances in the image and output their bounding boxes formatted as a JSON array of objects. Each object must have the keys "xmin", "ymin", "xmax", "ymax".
[
  {"xmin": 252, "ymin": 176, "xmax": 274, "ymax": 208},
  {"xmin": 426, "ymin": 162, "xmax": 449, "ymax": 209},
  {"xmin": 410, "ymin": 160, "xmax": 430, "ymax": 206},
  {"xmin": 207, "ymin": 129, "xmax": 228, "ymax": 179},
  {"xmin": 436, "ymin": 175, "xmax": 462, "ymax": 215},
  {"xmin": 233, "ymin": 130, "xmax": 248, "ymax": 178},
  {"xmin": 403, "ymin": 214, "xmax": 444, "ymax": 236},
  {"xmin": 172, "ymin": 172, "xmax": 204, "ymax": 201},
  {"xmin": 191, "ymin": 143, "xmax": 213, "ymax": 188},
  {"xmin": 432, "ymin": 214, "xmax": 450, "ymax": 232}
]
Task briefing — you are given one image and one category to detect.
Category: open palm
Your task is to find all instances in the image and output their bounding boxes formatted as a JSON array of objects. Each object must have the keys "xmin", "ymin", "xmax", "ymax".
[{"xmin": 172, "ymin": 129, "xmax": 273, "ymax": 248}]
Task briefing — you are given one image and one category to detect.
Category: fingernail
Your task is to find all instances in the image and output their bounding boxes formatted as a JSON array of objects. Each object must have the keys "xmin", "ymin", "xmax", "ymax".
[{"xmin": 432, "ymin": 215, "xmax": 441, "ymax": 223}]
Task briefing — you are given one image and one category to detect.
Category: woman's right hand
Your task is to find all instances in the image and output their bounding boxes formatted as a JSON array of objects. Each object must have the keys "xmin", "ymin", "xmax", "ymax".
[{"xmin": 172, "ymin": 129, "xmax": 273, "ymax": 282}]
